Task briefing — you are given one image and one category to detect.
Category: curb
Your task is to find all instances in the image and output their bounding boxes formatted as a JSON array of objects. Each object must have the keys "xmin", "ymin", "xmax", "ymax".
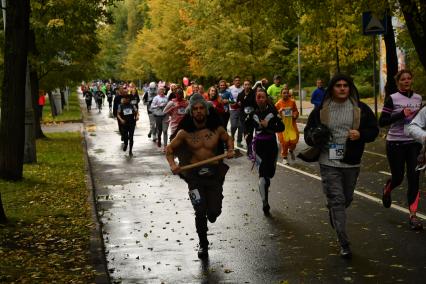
[{"xmin": 80, "ymin": 103, "xmax": 111, "ymax": 283}]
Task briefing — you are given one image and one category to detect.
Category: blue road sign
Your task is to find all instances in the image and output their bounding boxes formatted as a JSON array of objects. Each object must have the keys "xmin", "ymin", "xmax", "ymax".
[{"xmin": 362, "ymin": 11, "xmax": 387, "ymax": 35}]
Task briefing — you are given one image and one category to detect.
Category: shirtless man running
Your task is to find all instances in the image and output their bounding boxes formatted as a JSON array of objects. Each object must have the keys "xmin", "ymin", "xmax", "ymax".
[{"xmin": 166, "ymin": 93, "xmax": 234, "ymax": 258}]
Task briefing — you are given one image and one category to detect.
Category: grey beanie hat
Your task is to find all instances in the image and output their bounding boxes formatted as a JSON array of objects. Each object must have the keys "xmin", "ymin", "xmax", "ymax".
[{"xmin": 187, "ymin": 93, "xmax": 210, "ymax": 115}]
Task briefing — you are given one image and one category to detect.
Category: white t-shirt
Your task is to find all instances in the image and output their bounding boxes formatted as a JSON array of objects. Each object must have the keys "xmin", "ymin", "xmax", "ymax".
[{"xmin": 228, "ymin": 85, "xmax": 243, "ymax": 111}]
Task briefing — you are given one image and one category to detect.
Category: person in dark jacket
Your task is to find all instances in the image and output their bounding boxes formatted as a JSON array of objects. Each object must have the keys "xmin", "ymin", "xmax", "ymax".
[
  {"xmin": 304, "ymin": 74, "xmax": 379, "ymax": 258},
  {"xmin": 237, "ymin": 79, "xmax": 256, "ymax": 156},
  {"xmin": 245, "ymin": 88, "xmax": 284, "ymax": 216},
  {"xmin": 113, "ymin": 86, "xmax": 125, "ymax": 140}
]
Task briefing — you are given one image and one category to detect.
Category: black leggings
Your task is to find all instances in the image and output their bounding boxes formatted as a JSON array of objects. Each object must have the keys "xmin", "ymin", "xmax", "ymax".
[
  {"xmin": 122, "ymin": 123, "xmax": 136, "ymax": 149},
  {"xmin": 386, "ymin": 141, "xmax": 421, "ymax": 207}
]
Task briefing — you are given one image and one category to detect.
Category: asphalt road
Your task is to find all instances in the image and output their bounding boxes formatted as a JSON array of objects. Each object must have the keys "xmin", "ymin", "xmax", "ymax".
[{"xmin": 82, "ymin": 98, "xmax": 426, "ymax": 284}]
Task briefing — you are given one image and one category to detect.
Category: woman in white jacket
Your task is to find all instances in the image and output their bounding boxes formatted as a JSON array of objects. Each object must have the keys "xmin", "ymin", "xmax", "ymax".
[{"xmin": 150, "ymin": 87, "xmax": 169, "ymax": 150}]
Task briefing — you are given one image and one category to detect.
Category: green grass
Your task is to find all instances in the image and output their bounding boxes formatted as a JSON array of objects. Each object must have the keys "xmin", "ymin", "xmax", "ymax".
[
  {"xmin": 42, "ymin": 91, "xmax": 82, "ymax": 123},
  {"xmin": 0, "ymin": 132, "xmax": 97, "ymax": 283}
]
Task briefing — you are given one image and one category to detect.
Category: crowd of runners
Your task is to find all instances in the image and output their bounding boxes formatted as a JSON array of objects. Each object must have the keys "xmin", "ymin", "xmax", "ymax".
[{"xmin": 81, "ymin": 69, "xmax": 425, "ymax": 259}]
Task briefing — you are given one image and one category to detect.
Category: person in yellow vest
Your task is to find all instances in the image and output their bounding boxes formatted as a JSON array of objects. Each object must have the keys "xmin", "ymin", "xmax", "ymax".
[
  {"xmin": 267, "ymin": 75, "xmax": 284, "ymax": 103},
  {"xmin": 275, "ymin": 86, "xmax": 299, "ymax": 164}
]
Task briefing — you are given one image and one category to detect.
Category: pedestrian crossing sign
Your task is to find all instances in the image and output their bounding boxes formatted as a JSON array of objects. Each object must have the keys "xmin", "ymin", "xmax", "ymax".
[{"xmin": 362, "ymin": 12, "xmax": 387, "ymax": 35}]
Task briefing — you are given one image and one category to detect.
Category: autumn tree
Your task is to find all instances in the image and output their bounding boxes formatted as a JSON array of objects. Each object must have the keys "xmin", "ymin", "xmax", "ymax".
[
  {"xmin": 30, "ymin": 0, "xmax": 116, "ymax": 138},
  {"xmin": 123, "ymin": 0, "xmax": 191, "ymax": 82}
]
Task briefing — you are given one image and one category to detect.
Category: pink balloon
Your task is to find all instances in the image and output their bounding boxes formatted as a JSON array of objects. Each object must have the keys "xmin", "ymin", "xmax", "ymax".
[{"xmin": 183, "ymin": 77, "xmax": 189, "ymax": 86}]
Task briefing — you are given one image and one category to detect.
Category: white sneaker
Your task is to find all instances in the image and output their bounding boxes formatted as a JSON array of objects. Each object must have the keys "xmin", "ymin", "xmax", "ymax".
[{"xmin": 282, "ymin": 158, "xmax": 289, "ymax": 165}]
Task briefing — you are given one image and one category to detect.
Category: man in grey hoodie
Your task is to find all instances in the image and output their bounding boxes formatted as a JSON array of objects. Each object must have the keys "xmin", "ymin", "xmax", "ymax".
[{"xmin": 304, "ymin": 74, "xmax": 379, "ymax": 258}]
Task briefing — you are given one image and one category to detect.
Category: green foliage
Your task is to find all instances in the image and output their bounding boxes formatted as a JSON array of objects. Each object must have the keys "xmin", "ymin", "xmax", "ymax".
[
  {"xmin": 0, "ymin": 132, "xmax": 95, "ymax": 283},
  {"xmin": 357, "ymin": 84, "xmax": 374, "ymax": 98},
  {"xmin": 92, "ymin": 0, "xmax": 426, "ymax": 90},
  {"xmin": 31, "ymin": 0, "xmax": 117, "ymax": 89},
  {"xmin": 95, "ymin": 0, "xmax": 149, "ymax": 81}
]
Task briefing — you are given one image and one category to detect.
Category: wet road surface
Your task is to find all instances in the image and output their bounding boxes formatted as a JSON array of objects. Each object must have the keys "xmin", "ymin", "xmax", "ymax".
[{"xmin": 82, "ymin": 99, "xmax": 426, "ymax": 283}]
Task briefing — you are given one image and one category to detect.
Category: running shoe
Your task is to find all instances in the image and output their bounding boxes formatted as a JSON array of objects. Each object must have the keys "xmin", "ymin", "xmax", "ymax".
[
  {"xmin": 197, "ymin": 245, "xmax": 209, "ymax": 259},
  {"xmin": 123, "ymin": 144, "xmax": 127, "ymax": 152},
  {"xmin": 409, "ymin": 215, "xmax": 423, "ymax": 231},
  {"xmin": 263, "ymin": 203, "xmax": 271, "ymax": 216},
  {"xmin": 289, "ymin": 150, "xmax": 296, "ymax": 161},
  {"xmin": 340, "ymin": 245, "xmax": 352, "ymax": 259},
  {"xmin": 382, "ymin": 179, "xmax": 392, "ymax": 208},
  {"xmin": 282, "ymin": 157, "xmax": 289, "ymax": 165}
]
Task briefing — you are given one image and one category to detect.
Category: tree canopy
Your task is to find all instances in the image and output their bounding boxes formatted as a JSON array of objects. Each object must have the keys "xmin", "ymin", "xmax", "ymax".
[{"xmin": 93, "ymin": 0, "xmax": 426, "ymax": 92}]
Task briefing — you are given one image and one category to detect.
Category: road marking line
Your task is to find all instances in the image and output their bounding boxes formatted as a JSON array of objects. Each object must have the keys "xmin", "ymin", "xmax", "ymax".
[
  {"xmin": 364, "ymin": 150, "xmax": 387, "ymax": 158},
  {"xmin": 379, "ymin": 171, "xmax": 392, "ymax": 176},
  {"xmin": 237, "ymin": 146, "xmax": 425, "ymax": 220},
  {"xmin": 277, "ymin": 162, "xmax": 321, "ymax": 181}
]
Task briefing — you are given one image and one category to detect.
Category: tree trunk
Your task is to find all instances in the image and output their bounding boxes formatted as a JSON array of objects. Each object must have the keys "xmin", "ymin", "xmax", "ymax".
[
  {"xmin": 0, "ymin": 0, "xmax": 31, "ymax": 180},
  {"xmin": 399, "ymin": 0, "xmax": 426, "ymax": 71},
  {"xmin": 0, "ymin": 193, "xmax": 7, "ymax": 223},
  {"xmin": 383, "ymin": 13, "xmax": 398, "ymax": 98}
]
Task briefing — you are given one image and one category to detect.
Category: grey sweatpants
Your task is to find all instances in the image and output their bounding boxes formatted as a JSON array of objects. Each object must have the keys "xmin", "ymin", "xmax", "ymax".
[
  {"xmin": 230, "ymin": 109, "xmax": 242, "ymax": 143},
  {"xmin": 319, "ymin": 164, "xmax": 360, "ymax": 247}
]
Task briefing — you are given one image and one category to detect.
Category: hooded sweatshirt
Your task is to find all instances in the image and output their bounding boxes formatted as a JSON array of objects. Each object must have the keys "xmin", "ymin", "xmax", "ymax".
[{"xmin": 304, "ymin": 75, "xmax": 379, "ymax": 165}]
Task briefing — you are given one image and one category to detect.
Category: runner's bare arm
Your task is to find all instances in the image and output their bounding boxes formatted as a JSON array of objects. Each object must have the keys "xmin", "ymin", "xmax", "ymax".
[
  {"xmin": 166, "ymin": 130, "xmax": 186, "ymax": 174},
  {"xmin": 218, "ymin": 127, "xmax": 234, "ymax": 158}
]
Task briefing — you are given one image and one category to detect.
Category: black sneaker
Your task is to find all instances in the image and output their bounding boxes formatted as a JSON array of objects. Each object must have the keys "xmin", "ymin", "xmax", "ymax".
[
  {"xmin": 123, "ymin": 144, "xmax": 127, "ymax": 152},
  {"xmin": 382, "ymin": 180, "xmax": 392, "ymax": 208},
  {"xmin": 148, "ymin": 131, "xmax": 151, "ymax": 138},
  {"xmin": 129, "ymin": 151, "xmax": 133, "ymax": 157},
  {"xmin": 409, "ymin": 215, "xmax": 423, "ymax": 231},
  {"xmin": 340, "ymin": 245, "xmax": 352, "ymax": 259},
  {"xmin": 263, "ymin": 203, "xmax": 270, "ymax": 216},
  {"xmin": 197, "ymin": 245, "xmax": 209, "ymax": 259}
]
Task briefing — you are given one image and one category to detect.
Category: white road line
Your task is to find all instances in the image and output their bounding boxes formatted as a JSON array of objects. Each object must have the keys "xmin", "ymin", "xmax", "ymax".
[
  {"xmin": 364, "ymin": 150, "xmax": 387, "ymax": 158},
  {"xmin": 379, "ymin": 171, "xmax": 392, "ymax": 176},
  {"xmin": 277, "ymin": 162, "xmax": 321, "ymax": 181},
  {"xmin": 237, "ymin": 146, "xmax": 426, "ymax": 220}
]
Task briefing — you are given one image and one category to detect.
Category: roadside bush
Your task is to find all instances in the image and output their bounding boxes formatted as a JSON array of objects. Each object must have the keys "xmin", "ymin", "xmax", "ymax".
[{"xmin": 357, "ymin": 85, "xmax": 374, "ymax": 99}]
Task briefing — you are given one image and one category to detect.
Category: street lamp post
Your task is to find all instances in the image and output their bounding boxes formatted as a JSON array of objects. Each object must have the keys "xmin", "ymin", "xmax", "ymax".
[{"xmin": 298, "ymin": 34, "xmax": 303, "ymax": 116}]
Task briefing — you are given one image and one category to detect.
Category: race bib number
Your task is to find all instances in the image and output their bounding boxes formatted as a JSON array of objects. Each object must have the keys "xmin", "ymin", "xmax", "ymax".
[
  {"xmin": 131, "ymin": 99, "xmax": 137, "ymax": 105},
  {"xmin": 282, "ymin": 108, "xmax": 292, "ymax": 117},
  {"xmin": 329, "ymin": 144, "xmax": 344, "ymax": 160},
  {"xmin": 177, "ymin": 107, "xmax": 186, "ymax": 115},
  {"xmin": 123, "ymin": 108, "xmax": 133, "ymax": 115}
]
